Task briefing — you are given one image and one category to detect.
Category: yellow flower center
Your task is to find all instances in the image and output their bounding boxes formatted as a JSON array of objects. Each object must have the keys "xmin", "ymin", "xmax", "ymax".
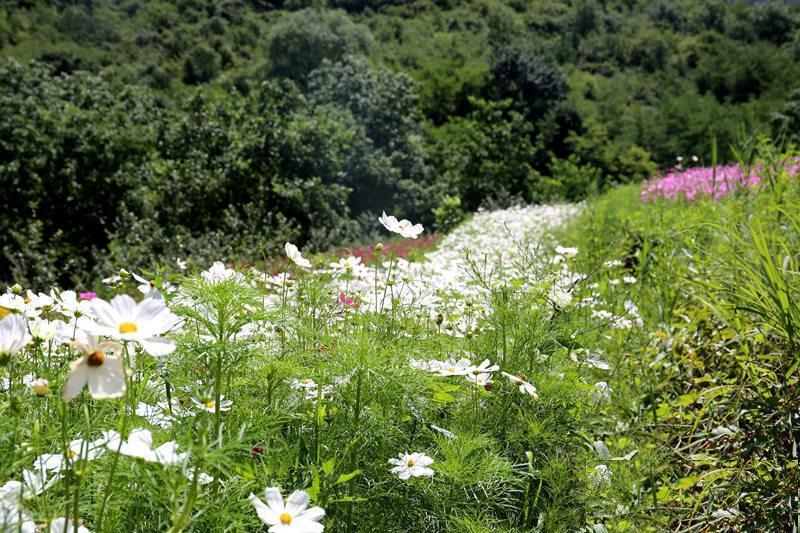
[
  {"xmin": 23, "ymin": 296, "xmax": 31, "ymax": 304},
  {"xmin": 66, "ymin": 450, "xmax": 77, "ymax": 459},
  {"xmin": 280, "ymin": 512, "xmax": 293, "ymax": 525},
  {"xmin": 119, "ymin": 322, "xmax": 137, "ymax": 334},
  {"xmin": 406, "ymin": 459, "xmax": 415, "ymax": 468},
  {"xmin": 87, "ymin": 351, "xmax": 106, "ymax": 367},
  {"xmin": 447, "ymin": 367, "xmax": 455, "ymax": 373},
  {"xmin": 0, "ymin": 306, "xmax": 8, "ymax": 320},
  {"xmin": 204, "ymin": 400, "xmax": 214, "ymax": 409}
]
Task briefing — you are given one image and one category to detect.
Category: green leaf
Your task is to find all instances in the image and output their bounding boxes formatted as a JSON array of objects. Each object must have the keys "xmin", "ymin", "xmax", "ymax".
[
  {"xmin": 335, "ymin": 470, "xmax": 361, "ymax": 485},
  {"xmin": 433, "ymin": 391, "xmax": 455, "ymax": 403},
  {"xmin": 306, "ymin": 472, "xmax": 320, "ymax": 500}
]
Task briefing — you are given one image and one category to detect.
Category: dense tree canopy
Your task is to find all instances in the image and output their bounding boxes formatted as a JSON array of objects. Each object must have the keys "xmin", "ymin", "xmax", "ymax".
[{"xmin": 2, "ymin": 0, "xmax": 800, "ymax": 286}]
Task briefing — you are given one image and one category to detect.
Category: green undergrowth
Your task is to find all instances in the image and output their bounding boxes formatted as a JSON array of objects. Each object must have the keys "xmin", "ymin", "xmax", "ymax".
[{"xmin": 558, "ymin": 156, "xmax": 800, "ymax": 531}]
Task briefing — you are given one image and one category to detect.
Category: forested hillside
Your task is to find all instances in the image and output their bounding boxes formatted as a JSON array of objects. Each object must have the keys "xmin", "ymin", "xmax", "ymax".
[{"xmin": 3, "ymin": 0, "xmax": 800, "ymax": 287}]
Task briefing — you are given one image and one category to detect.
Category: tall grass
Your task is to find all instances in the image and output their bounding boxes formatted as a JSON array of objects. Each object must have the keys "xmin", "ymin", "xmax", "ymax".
[{"xmin": 560, "ymin": 139, "xmax": 800, "ymax": 531}]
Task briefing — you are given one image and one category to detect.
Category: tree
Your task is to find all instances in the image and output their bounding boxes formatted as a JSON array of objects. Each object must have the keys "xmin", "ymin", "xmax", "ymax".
[
  {"xmin": 183, "ymin": 44, "xmax": 220, "ymax": 85},
  {"xmin": 487, "ymin": 43, "xmax": 565, "ymax": 124},
  {"xmin": 433, "ymin": 98, "xmax": 540, "ymax": 211},
  {"xmin": 267, "ymin": 8, "xmax": 373, "ymax": 84},
  {"xmin": 307, "ymin": 56, "xmax": 433, "ymax": 220},
  {"xmin": 0, "ymin": 59, "xmax": 159, "ymax": 287}
]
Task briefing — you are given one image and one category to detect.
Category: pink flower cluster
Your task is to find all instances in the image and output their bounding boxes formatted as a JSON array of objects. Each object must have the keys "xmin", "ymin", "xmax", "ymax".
[{"xmin": 641, "ymin": 162, "xmax": 800, "ymax": 202}]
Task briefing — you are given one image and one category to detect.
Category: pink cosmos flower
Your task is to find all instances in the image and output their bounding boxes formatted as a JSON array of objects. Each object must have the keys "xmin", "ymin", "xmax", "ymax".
[
  {"xmin": 336, "ymin": 292, "xmax": 357, "ymax": 311},
  {"xmin": 642, "ymin": 162, "xmax": 800, "ymax": 202}
]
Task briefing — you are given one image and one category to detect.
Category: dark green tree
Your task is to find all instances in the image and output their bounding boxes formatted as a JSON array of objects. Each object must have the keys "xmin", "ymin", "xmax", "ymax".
[{"xmin": 267, "ymin": 8, "xmax": 373, "ymax": 84}]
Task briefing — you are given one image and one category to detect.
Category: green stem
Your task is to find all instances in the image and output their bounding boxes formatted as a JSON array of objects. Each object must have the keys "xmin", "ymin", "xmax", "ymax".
[
  {"xmin": 346, "ymin": 368, "xmax": 364, "ymax": 532},
  {"xmin": 96, "ymin": 344, "xmax": 132, "ymax": 530}
]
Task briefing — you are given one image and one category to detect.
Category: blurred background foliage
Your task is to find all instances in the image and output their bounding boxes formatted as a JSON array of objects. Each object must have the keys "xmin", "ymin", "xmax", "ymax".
[{"xmin": 2, "ymin": 0, "xmax": 800, "ymax": 287}]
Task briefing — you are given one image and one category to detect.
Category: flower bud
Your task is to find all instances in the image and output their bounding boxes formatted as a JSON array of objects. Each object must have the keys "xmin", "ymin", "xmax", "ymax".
[
  {"xmin": 10, "ymin": 283, "xmax": 22, "ymax": 294},
  {"xmin": 375, "ymin": 243, "xmax": 384, "ymax": 252}
]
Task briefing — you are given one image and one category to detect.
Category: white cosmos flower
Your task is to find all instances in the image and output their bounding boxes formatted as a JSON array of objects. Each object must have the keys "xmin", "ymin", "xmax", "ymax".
[
  {"xmin": 132, "ymin": 273, "xmax": 163, "ymax": 300},
  {"xmin": 0, "ymin": 314, "xmax": 30, "ymax": 357},
  {"xmin": 472, "ymin": 359, "xmax": 499, "ymax": 373},
  {"xmin": 388, "ymin": 452, "xmax": 435, "ymax": 479},
  {"xmin": 554, "ymin": 245, "xmax": 578, "ymax": 259},
  {"xmin": 290, "ymin": 379, "xmax": 331, "ymax": 400},
  {"xmin": 201, "ymin": 261, "xmax": 246, "ymax": 284},
  {"xmin": 192, "ymin": 395, "xmax": 233, "ymax": 413},
  {"xmin": 0, "ymin": 481, "xmax": 36, "ymax": 532},
  {"xmin": 63, "ymin": 336, "xmax": 125, "ymax": 402},
  {"xmin": 36, "ymin": 438, "xmax": 106, "ymax": 473},
  {"xmin": 52, "ymin": 290, "xmax": 93, "ymax": 318},
  {"xmin": 501, "ymin": 372, "xmax": 539, "ymax": 398},
  {"xmin": 465, "ymin": 372, "xmax": 492, "ymax": 387},
  {"xmin": 136, "ymin": 400, "xmax": 186, "ymax": 429},
  {"xmin": 29, "ymin": 318, "xmax": 59, "ymax": 342},
  {"xmin": 434, "ymin": 357, "xmax": 475, "ymax": 376},
  {"xmin": 49, "ymin": 517, "xmax": 91, "ymax": 533},
  {"xmin": 285, "ymin": 243, "xmax": 312, "ymax": 269},
  {"xmin": 329, "ymin": 256, "xmax": 362, "ymax": 272},
  {"xmin": 22, "ymin": 290, "xmax": 55, "ymax": 318},
  {"xmin": 378, "ymin": 212, "xmax": 424, "ymax": 239},
  {"xmin": 104, "ymin": 428, "xmax": 186, "ymax": 466},
  {"xmin": 21, "ymin": 463, "xmax": 61, "ymax": 498},
  {"xmin": 0, "ymin": 292, "xmax": 26, "ymax": 313},
  {"xmin": 249, "ymin": 486, "xmax": 325, "ymax": 532},
  {"xmin": 185, "ymin": 468, "xmax": 214, "ymax": 485},
  {"xmin": 83, "ymin": 295, "xmax": 180, "ymax": 357}
]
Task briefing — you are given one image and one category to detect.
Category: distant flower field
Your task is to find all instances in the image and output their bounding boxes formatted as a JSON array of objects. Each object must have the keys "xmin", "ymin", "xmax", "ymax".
[{"xmin": 641, "ymin": 160, "xmax": 800, "ymax": 202}]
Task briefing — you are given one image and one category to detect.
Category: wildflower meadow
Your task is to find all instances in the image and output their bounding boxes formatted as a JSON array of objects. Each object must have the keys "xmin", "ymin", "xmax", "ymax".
[
  {"xmin": 4, "ymin": 139, "xmax": 800, "ymax": 531},
  {"xmin": 3, "ymin": 2, "xmax": 800, "ymax": 531}
]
